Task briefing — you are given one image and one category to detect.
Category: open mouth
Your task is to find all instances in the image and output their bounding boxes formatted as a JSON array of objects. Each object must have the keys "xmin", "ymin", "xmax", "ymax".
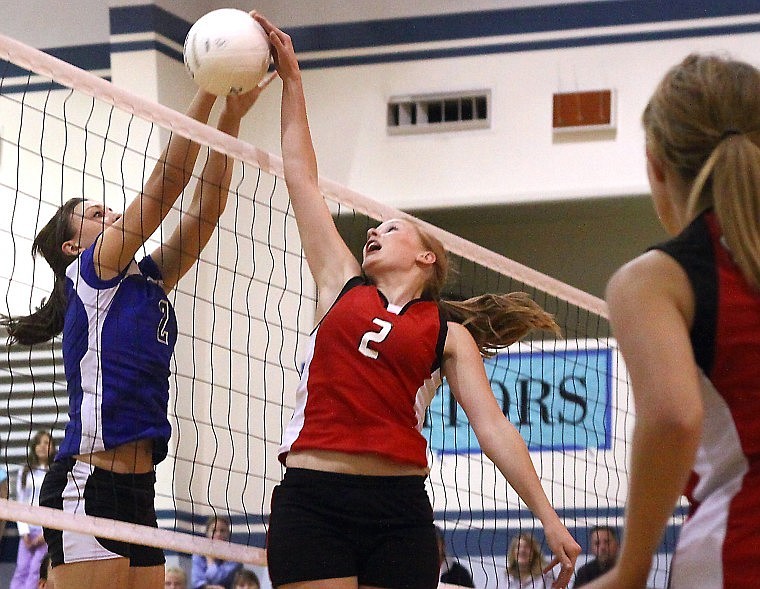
[{"xmin": 366, "ymin": 240, "xmax": 381, "ymax": 253}]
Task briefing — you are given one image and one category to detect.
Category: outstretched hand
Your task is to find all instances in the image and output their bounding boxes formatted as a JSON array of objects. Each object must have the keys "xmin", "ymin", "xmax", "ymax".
[
  {"xmin": 251, "ymin": 12, "xmax": 300, "ymax": 81},
  {"xmin": 543, "ymin": 524, "xmax": 582, "ymax": 588},
  {"xmin": 223, "ymin": 70, "xmax": 277, "ymax": 119}
]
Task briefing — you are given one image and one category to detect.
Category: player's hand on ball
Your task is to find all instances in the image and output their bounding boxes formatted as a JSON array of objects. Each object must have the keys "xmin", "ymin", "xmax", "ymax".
[
  {"xmin": 224, "ymin": 71, "xmax": 277, "ymax": 118},
  {"xmin": 251, "ymin": 13, "xmax": 300, "ymax": 81}
]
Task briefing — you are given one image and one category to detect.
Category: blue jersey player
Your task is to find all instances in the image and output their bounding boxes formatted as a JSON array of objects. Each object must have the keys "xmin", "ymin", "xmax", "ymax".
[{"xmin": 3, "ymin": 72, "xmax": 275, "ymax": 588}]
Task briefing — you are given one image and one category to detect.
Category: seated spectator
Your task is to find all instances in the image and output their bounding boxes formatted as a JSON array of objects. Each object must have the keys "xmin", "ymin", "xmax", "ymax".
[
  {"xmin": 505, "ymin": 533, "xmax": 556, "ymax": 589},
  {"xmin": 232, "ymin": 569, "xmax": 260, "ymax": 589},
  {"xmin": 573, "ymin": 526, "xmax": 619, "ymax": 587},
  {"xmin": 435, "ymin": 526, "xmax": 475, "ymax": 587},
  {"xmin": 165, "ymin": 565, "xmax": 188, "ymax": 589},
  {"xmin": 191, "ymin": 515, "xmax": 242, "ymax": 589}
]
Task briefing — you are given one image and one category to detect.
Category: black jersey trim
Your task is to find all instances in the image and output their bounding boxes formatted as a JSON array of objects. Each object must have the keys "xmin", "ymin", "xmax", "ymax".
[{"xmin": 648, "ymin": 212, "xmax": 717, "ymax": 375}]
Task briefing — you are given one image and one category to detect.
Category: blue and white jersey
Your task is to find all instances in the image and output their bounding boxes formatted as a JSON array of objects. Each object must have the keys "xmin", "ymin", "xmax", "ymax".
[{"xmin": 58, "ymin": 241, "xmax": 177, "ymax": 464}]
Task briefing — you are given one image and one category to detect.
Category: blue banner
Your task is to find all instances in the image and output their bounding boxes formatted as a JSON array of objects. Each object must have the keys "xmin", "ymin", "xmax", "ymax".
[{"xmin": 424, "ymin": 346, "xmax": 613, "ymax": 452}]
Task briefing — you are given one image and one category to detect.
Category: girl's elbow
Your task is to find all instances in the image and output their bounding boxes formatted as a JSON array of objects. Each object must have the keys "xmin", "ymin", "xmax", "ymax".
[
  {"xmin": 147, "ymin": 170, "xmax": 186, "ymax": 201},
  {"xmin": 639, "ymin": 402, "xmax": 703, "ymax": 440}
]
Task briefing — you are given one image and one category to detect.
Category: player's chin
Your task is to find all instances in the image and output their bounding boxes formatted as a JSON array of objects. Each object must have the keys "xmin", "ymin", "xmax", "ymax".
[{"xmin": 361, "ymin": 256, "xmax": 379, "ymax": 278}]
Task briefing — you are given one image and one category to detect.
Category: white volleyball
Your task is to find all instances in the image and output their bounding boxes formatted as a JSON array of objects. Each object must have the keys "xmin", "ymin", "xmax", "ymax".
[{"xmin": 183, "ymin": 9, "xmax": 271, "ymax": 96}]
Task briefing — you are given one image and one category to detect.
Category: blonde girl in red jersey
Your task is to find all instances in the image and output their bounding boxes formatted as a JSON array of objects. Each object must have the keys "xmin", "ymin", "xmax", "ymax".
[
  {"xmin": 254, "ymin": 13, "xmax": 580, "ymax": 589},
  {"xmin": 586, "ymin": 55, "xmax": 760, "ymax": 589}
]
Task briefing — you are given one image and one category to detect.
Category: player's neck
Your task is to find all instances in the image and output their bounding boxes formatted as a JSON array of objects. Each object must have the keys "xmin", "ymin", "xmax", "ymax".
[{"xmin": 373, "ymin": 273, "xmax": 425, "ymax": 308}]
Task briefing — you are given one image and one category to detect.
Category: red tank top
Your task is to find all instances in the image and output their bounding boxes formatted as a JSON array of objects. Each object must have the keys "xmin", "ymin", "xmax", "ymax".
[{"xmin": 279, "ymin": 277, "xmax": 448, "ymax": 468}]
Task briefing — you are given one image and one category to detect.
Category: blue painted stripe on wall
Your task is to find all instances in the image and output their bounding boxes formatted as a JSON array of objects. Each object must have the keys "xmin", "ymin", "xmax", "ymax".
[
  {"xmin": 103, "ymin": 2, "xmax": 760, "ymax": 72},
  {"xmin": 0, "ymin": 43, "xmax": 110, "ymax": 78},
  {"xmin": 295, "ymin": 21, "xmax": 760, "ymax": 70},
  {"xmin": 0, "ymin": 43, "xmax": 110, "ymax": 95},
  {"xmin": 46, "ymin": 44, "xmax": 111, "ymax": 71},
  {"xmin": 107, "ymin": 1, "xmax": 760, "ymax": 54},
  {"xmin": 109, "ymin": 39, "xmax": 183, "ymax": 62},
  {"xmin": 110, "ymin": 4, "xmax": 189, "ymax": 46},
  {"xmin": 285, "ymin": 0, "xmax": 760, "ymax": 52}
]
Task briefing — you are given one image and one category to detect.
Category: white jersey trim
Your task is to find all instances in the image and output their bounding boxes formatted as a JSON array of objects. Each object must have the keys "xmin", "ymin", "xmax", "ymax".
[
  {"xmin": 670, "ymin": 373, "xmax": 749, "ymax": 588},
  {"xmin": 278, "ymin": 326, "xmax": 318, "ymax": 459}
]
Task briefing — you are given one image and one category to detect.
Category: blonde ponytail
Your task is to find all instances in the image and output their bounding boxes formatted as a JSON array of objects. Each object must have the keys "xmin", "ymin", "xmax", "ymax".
[
  {"xmin": 643, "ymin": 53, "xmax": 760, "ymax": 291},
  {"xmin": 440, "ymin": 292, "xmax": 561, "ymax": 357},
  {"xmin": 709, "ymin": 136, "xmax": 760, "ymax": 290}
]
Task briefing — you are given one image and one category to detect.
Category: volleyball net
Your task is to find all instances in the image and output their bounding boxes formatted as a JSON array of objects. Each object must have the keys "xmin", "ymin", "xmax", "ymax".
[{"xmin": 0, "ymin": 33, "xmax": 680, "ymax": 586}]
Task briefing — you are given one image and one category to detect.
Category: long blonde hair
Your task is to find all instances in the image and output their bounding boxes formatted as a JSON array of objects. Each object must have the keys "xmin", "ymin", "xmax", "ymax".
[
  {"xmin": 643, "ymin": 53, "xmax": 760, "ymax": 290},
  {"xmin": 506, "ymin": 533, "xmax": 548, "ymax": 579},
  {"xmin": 412, "ymin": 223, "xmax": 560, "ymax": 356}
]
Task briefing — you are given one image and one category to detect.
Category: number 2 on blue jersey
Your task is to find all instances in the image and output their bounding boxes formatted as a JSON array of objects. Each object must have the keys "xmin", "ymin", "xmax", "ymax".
[{"xmin": 157, "ymin": 299, "xmax": 170, "ymax": 345}]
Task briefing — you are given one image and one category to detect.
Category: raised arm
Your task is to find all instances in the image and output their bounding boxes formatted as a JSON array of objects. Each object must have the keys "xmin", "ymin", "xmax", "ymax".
[
  {"xmin": 585, "ymin": 252, "xmax": 703, "ymax": 589},
  {"xmin": 442, "ymin": 323, "xmax": 581, "ymax": 588},
  {"xmin": 254, "ymin": 13, "xmax": 360, "ymax": 315},
  {"xmin": 154, "ymin": 74, "xmax": 276, "ymax": 292},
  {"xmin": 94, "ymin": 89, "xmax": 218, "ymax": 279}
]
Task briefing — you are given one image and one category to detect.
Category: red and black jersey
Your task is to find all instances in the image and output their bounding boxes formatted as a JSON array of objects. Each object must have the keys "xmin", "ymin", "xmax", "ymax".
[
  {"xmin": 651, "ymin": 210, "xmax": 760, "ymax": 588},
  {"xmin": 279, "ymin": 277, "xmax": 448, "ymax": 468}
]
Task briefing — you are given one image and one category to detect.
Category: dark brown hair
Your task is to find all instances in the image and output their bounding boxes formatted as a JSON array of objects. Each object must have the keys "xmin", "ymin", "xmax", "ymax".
[
  {"xmin": 20, "ymin": 430, "xmax": 54, "ymax": 489},
  {"xmin": 2, "ymin": 198, "xmax": 83, "ymax": 345}
]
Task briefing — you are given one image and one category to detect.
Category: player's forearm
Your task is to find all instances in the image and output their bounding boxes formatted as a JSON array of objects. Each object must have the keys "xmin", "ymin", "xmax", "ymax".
[
  {"xmin": 617, "ymin": 414, "xmax": 700, "ymax": 582},
  {"xmin": 142, "ymin": 90, "xmax": 216, "ymax": 209},
  {"xmin": 280, "ymin": 76, "xmax": 319, "ymax": 193},
  {"xmin": 160, "ymin": 90, "xmax": 216, "ymax": 185},
  {"xmin": 480, "ymin": 421, "xmax": 557, "ymax": 523}
]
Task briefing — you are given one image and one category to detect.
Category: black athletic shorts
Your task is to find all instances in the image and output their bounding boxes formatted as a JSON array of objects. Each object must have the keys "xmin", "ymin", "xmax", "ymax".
[
  {"xmin": 39, "ymin": 457, "xmax": 165, "ymax": 567},
  {"xmin": 267, "ymin": 467, "xmax": 439, "ymax": 588}
]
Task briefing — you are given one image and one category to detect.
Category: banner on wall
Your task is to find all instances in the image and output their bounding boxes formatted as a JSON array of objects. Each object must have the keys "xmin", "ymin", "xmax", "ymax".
[{"xmin": 424, "ymin": 343, "xmax": 614, "ymax": 453}]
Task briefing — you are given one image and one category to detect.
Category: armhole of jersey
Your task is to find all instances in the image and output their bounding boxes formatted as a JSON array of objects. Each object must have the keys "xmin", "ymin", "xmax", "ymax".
[
  {"xmin": 138, "ymin": 254, "xmax": 163, "ymax": 281},
  {"xmin": 74, "ymin": 239, "xmax": 129, "ymax": 290},
  {"xmin": 433, "ymin": 305, "xmax": 448, "ymax": 372},
  {"xmin": 311, "ymin": 276, "xmax": 365, "ymax": 334},
  {"xmin": 339, "ymin": 276, "xmax": 365, "ymax": 299},
  {"xmin": 649, "ymin": 213, "xmax": 717, "ymax": 375}
]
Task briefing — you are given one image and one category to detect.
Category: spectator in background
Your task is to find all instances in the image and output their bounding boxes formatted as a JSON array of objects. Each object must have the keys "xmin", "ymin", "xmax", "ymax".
[
  {"xmin": 165, "ymin": 565, "xmax": 188, "ymax": 589},
  {"xmin": 37, "ymin": 552, "xmax": 53, "ymax": 589},
  {"xmin": 191, "ymin": 515, "xmax": 242, "ymax": 589},
  {"xmin": 573, "ymin": 526, "xmax": 619, "ymax": 587},
  {"xmin": 11, "ymin": 430, "xmax": 55, "ymax": 589},
  {"xmin": 436, "ymin": 526, "xmax": 475, "ymax": 587},
  {"xmin": 231, "ymin": 569, "xmax": 260, "ymax": 589},
  {"xmin": 505, "ymin": 533, "xmax": 556, "ymax": 589}
]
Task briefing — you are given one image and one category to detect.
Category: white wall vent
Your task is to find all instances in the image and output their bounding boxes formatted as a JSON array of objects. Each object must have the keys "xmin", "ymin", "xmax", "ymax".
[{"xmin": 387, "ymin": 91, "xmax": 490, "ymax": 135}]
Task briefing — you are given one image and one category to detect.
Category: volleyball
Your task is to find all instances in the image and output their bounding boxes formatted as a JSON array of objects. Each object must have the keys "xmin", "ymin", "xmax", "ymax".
[{"xmin": 183, "ymin": 8, "xmax": 271, "ymax": 96}]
